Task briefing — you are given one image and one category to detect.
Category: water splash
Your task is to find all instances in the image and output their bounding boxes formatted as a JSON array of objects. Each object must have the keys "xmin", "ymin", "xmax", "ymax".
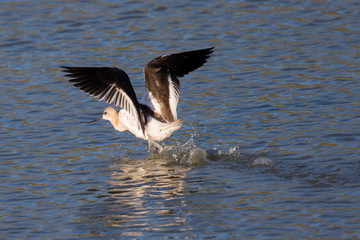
[
  {"xmin": 252, "ymin": 157, "xmax": 273, "ymax": 166},
  {"xmin": 159, "ymin": 136, "xmax": 208, "ymax": 166},
  {"xmin": 156, "ymin": 136, "xmax": 274, "ymax": 167},
  {"xmin": 205, "ymin": 145, "xmax": 274, "ymax": 168}
]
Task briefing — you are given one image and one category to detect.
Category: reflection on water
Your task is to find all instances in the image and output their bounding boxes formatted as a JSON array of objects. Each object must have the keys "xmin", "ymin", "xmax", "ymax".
[
  {"xmin": 107, "ymin": 157, "xmax": 189, "ymax": 231},
  {"xmin": 1, "ymin": 0, "xmax": 360, "ymax": 239}
]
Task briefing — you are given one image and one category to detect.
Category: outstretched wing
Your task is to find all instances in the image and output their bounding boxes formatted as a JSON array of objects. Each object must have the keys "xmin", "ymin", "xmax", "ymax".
[
  {"xmin": 143, "ymin": 47, "xmax": 214, "ymax": 122},
  {"xmin": 61, "ymin": 66, "xmax": 145, "ymax": 133}
]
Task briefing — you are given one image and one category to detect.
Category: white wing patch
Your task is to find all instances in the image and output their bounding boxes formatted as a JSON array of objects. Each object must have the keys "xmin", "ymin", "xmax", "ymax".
[
  {"xmin": 168, "ymin": 74, "xmax": 179, "ymax": 120},
  {"xmin": 141, "ymin": 91, "xmax": 162, "ymax": 115}
]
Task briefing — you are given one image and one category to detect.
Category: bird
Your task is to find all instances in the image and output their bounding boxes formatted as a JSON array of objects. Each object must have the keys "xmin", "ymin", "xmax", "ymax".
[{"xmin": 61, "ymin": 47, "xmax": 214, "ymax": 151}]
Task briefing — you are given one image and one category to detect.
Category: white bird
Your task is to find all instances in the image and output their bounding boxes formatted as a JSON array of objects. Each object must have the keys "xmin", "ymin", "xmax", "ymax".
[{"xmin": 62, "ymin": 47, "xmax": 214, "ymax": 151}]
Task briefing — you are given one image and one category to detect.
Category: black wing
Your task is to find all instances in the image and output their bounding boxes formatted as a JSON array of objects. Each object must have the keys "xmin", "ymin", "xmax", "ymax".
[
  {"xmin": 143, "ymin": 47, "xmax": 214, "ymax": 122},
  {"xmin": 61, "ymin": 66, "xmax": 145, "ymax": 133}
]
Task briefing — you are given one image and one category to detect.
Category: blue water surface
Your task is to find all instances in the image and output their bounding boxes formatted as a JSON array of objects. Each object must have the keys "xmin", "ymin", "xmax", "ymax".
[{"xmin": 1, "ymin": 0, "xmax": 360, "ymax": 239}]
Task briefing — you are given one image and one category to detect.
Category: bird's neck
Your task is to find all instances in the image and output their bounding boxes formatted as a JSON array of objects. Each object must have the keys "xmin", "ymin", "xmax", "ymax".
[{"xmin": 111, "ymin": 113, "xmax": 127, "ymax": 132}]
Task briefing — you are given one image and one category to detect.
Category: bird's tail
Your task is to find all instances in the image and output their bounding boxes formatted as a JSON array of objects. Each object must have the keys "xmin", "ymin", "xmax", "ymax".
[{"xmin": 147, "ymin": 119, "xmax": 183, "ymax": 141}]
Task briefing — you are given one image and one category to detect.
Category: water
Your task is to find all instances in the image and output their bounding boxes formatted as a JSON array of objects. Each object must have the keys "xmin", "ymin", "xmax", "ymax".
[{"xmin": 1, "ymin": 0, "xmax": 360, "ymax": 239}]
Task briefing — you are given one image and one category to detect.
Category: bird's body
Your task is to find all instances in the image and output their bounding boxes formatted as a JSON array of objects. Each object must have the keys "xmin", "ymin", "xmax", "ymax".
[
  {"xmin": 102, "ymin": 106, "xmax": 183, "ymax": 141},
  {"xmin": 62, "ymin": 47, "xmax": 213, "ymax": 151}
]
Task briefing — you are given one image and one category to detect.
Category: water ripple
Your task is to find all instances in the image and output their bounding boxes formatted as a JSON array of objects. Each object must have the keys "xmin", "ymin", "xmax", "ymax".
[{"xmin": 1, "ymin": 0, "xmax": 360, "ymax": 239}]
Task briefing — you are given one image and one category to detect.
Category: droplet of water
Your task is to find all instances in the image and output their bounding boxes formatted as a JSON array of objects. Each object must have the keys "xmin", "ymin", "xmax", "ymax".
[{"xmin": 229, "ymin": 146, "xmax": 238, "ymax": 154}]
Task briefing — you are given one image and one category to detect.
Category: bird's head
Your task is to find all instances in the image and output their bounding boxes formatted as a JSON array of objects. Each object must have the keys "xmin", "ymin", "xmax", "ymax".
[
  {"xmin": 102, "ymin": 106, "xmax": 118, "ymax": 122},
  {"xmin": 85, "ymin": 106, "xmax": 117, "ymax": 124}
]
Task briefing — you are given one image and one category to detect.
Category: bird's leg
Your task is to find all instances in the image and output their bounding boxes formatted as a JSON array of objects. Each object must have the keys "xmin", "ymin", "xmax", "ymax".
[{"xmin": 148, "ymin": 139, "xmax": 164, "ymax": 153}]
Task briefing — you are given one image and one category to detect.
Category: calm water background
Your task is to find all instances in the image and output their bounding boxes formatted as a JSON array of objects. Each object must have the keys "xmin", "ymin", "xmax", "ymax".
[{"xmin": 1, "ymin": 0, "xmax": 360, "ymax": 239}]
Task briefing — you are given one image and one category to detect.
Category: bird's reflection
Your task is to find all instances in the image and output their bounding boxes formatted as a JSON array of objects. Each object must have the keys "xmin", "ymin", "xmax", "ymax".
[{"xmin": 104, "ymin": 152, "xmax": 195, "ymax": 229}]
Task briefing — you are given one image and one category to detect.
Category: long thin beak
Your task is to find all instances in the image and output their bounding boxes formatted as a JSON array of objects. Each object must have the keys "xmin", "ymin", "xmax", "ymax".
[{"xmin": 84, "ymin": 117, "xmax": 102, "ymax": 124}]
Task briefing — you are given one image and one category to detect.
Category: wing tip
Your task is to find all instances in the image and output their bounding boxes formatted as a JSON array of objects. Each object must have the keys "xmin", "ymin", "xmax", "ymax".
[
  {"xmin": 60, "ymin": 66, "xmax": 71, "ymax": 73},
  {"xmin": 193, "ymin": 46, "xmax": 215, "ymax": 54},
  {"xmin": 201, "ymin": 46, "xmax": 215, "ymax": 59},
  {"xmin": 205, "ymin": 46, "xmax": 215, "ymax": 53}
]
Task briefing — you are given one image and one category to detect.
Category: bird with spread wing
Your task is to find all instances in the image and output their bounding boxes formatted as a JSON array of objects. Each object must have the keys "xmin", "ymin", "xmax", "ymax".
[{"xmin": 62, "ymin": 47, "xmax": 214, "ymax": 151}]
